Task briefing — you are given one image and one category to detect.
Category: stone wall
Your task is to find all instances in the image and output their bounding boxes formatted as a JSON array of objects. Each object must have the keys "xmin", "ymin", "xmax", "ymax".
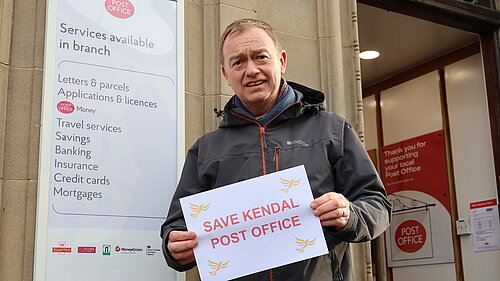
[
  {"xmin": 0, "ymin": 1, "xmax": 366, "ymax": 281},
  {"xmin": 185, "ymin": 0, "xmax": 364, "ymax": 150}
]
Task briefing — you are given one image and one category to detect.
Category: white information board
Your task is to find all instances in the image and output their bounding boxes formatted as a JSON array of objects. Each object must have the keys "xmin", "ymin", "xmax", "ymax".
[{"xmin": 35, "ymin": 0, "xmax": 184, "ymax": 280}]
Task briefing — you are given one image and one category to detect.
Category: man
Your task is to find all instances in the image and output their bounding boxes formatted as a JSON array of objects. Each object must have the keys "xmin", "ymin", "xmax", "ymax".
[{"xmin": 161, "ymin": 18, "xmax": 391, "ymax": 281}]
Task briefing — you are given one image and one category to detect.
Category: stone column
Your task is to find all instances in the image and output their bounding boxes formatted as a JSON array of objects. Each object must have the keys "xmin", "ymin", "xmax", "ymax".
[
  {"xmin": 0, "ymin": 0, "xmax": 46, "ymax": 281},
  {"xmin": 317, "ymin": 0, "xmax": 365, "ymax": 142},
  {"xmin": 317, "ymin": 1, "xmax": 371, "ymax": 281}
]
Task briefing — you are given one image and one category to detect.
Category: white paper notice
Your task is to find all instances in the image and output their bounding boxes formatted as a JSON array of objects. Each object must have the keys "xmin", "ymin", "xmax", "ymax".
[
  {"xmin": 180, "ymin": 165, "xmax": 328, "ymax": 281},
  {"xmin": 470, "ymin": 199, "xmax": 500, "ymax": 252}
]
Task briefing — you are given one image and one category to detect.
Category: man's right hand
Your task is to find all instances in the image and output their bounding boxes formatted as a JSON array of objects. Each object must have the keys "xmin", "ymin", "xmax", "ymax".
[{"xmin": 167, "ymin": 230, "xmax": 198, "ymax": 265}]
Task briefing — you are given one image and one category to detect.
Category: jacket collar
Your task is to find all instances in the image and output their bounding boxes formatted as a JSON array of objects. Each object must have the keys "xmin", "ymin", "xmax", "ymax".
[{"xmin": 218, "ymin": 81, "xmax": 325, "ymax": 128}]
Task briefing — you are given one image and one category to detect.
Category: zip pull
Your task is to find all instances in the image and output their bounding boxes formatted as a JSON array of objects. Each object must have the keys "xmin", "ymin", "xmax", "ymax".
[{"xmin": 260, "ymin": 126, "xmax": 267, "ymax": 149}]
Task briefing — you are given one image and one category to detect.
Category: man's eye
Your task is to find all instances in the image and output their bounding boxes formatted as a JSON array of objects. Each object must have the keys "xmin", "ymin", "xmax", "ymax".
[
  {"xmin": 257, "ymin": 55, "xmax": 267, "ymax": 60},
  {"xmin": 232, "ymin": 60, "xmax": 241, "ymax": 67}
]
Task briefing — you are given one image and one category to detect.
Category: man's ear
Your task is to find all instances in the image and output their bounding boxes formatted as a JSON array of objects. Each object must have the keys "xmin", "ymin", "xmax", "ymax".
[
  {"xmin": 221, "ymin": 65, "xmax": 230, "ymax": 85},
  {"xmin": 279, "ymin": 50, "xmax": 287, "ymax": 75}
]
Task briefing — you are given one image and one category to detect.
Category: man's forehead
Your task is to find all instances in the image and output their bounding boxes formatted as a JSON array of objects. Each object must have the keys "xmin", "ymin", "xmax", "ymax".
[{"xmin": 224, "ymin": 29, "xmax": 276, "ymax": 52}]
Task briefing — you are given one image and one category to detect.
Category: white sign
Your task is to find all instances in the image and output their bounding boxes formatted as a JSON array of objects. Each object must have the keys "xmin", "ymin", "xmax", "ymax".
[
  {"xmin": 470, "ymin": 199, "xmax": 500, "ymax": 252},
  {"xmin": 180, "ymin": 166, "xmax": 328, "ymax": 281},
  {"xmin": 35, "ymin": 0, "xmax": 184, "ymax": 280},
  {"xmin": 385, "ymin": 190, "xmax": 455, "ymax": 267},
  {"xmin": 389, "ymin": 209, "xmax": 433, "ymax": 261}
]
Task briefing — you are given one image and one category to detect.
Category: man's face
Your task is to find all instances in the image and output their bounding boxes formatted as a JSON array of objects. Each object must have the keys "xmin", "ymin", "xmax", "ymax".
[{"xmin": 221, "ymin": 27, "xmax": 287, "ymax": 116}]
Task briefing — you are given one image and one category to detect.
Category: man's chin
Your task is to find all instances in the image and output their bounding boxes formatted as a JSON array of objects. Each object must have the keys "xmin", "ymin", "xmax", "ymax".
[{"xmin": 242, "ymin": 93, "xmax": 271, "ymax": 104}]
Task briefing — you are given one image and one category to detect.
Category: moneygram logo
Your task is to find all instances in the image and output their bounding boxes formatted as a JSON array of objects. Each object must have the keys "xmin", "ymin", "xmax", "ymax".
[
  {"xmin": 105, "ymin": 0, "xmax": 135, "ymax": 19},
  {"xmin": 115, "ymin": 246, "xmax": 143, "ymax": 254},
  {"xmin": 102, "ymin": 245, "xmax": 111, "ymax": 256}
]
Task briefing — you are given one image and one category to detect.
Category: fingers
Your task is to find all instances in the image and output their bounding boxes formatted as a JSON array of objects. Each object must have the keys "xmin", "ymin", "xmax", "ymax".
[
  {"xmin": 310, "ymin": 192, "xmax": 350, "ymax": 230},
  {"xmin": 169, "ymin": 230, "xmax": 197, "ymax": 242},
  {"xmin": 318, "ymin": 215, "xmax": 349, "ymax": 229},
  {"xmin": 311, "ymin": 192, "xmax": 348, "ymax": 210},
  {"xmin": 168, "ymin": 231, "xmax": 198, "ymax": 265},
  {"xmin": 315, "ymin": 206, "xmax": 346, "ymax": 221}
]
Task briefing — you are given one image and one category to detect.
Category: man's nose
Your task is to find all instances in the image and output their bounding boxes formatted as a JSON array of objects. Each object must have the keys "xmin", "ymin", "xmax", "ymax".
[{"xmin": 245, "ymin": 60, "xmax": 260, "ymax": 76}]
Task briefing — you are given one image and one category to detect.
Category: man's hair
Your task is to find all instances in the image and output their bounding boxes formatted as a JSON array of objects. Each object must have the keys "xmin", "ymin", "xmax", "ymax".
[{"xmin": 219, "ymin": 18, "xmax": 282, "ymax": 65}]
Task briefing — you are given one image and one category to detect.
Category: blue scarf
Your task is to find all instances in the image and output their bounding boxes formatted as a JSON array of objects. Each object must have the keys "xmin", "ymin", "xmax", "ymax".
[{"xmin": 234, "ymin": 81, "xmax": 296, "ymax": 126}]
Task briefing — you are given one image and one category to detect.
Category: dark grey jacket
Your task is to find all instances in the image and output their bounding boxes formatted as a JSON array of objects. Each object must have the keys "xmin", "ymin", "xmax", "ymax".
[{"xmin": 161, "ymin": 82, "xmax": 391, "ymax": 280}]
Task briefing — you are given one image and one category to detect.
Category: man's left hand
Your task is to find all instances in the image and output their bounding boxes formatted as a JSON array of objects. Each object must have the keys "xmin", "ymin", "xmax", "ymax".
[{"xmin": 310, "ymin": 192, "xmax": 350, "ymax": 231}]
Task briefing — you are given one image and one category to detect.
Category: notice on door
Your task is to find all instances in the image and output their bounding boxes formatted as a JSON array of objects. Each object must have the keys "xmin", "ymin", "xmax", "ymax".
[{"xmin": 470, "ymin": 199, "xmax": 500, "ymax": 252}]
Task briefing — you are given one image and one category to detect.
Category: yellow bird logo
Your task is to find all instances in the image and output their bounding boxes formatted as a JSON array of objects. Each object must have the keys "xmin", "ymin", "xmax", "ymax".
[
  {"xmin": 189, "ymin": 202, "xmax": 210, "ymax": 218},
  {"xmin": 280, "ymin": 178, "xmax": 301, "ymax": 192},
  {"xmin": 208, "ymin": 260, "xmax": 229, "ymax": 276},
  {"xmin": 295, "ymin": 237, "xmax": 316, "ymax": 253}
]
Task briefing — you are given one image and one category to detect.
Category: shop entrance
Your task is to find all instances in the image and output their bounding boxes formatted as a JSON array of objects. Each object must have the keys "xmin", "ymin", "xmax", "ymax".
[{"xmin": 356, "ymin": 1, "xmax": 500, "ymax": 281}]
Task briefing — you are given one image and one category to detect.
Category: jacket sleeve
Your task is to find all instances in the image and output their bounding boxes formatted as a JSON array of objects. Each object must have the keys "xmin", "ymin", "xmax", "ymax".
[
  {"xmin": 160, "ymin": 139, "xmax": 206, "ymax": 271},
  {"xmin": 329, "ymin": 121, "xmax": 392, "ymax": 242}
]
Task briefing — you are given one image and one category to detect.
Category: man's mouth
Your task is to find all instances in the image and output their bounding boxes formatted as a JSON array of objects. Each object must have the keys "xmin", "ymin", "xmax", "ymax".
[{"xmin": 246, "ymin": 80, "xmax": 265, "ymax": 87}]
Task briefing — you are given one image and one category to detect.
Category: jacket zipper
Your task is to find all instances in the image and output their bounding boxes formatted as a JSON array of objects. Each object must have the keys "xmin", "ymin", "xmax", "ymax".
[
  {"xmin": 274, "ymin": 147, "xmax": 280, "ymax": 172},
  {"xmin": 228, "ymin": 100, "xmax": 300, "ymax": 175},
  {"xmin": 228, "ymin": 111, "xmax": 268, "ymax": 175},
  {"xmin": 260, "ymin": 126, "xmax": 267, "ymax": 175}
]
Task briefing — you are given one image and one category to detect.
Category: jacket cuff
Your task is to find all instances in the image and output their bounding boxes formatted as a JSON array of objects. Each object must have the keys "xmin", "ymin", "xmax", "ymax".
[
  {"xmin": 162, "ymin": 228, "xmax": 197, "ymax": 271},
  {"xmin": 326, "ymin": 203, "xmax": 359, "ymax": 240}
]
